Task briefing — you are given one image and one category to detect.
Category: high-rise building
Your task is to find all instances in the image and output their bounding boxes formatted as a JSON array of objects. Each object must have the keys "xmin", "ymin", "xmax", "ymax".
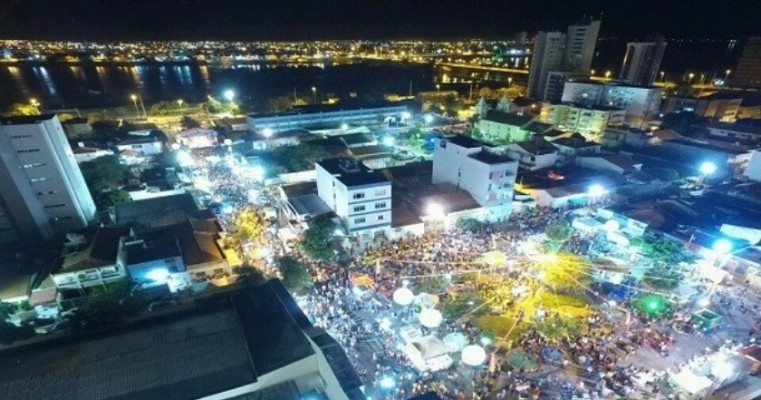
[
  {"xmin": 528, "ymin": 18, "xmax": 601, "ymax": 101},
  {"xmin": 732, "ymin": 37, "xmax": 761, "ymax": 88},
  {"xmin": 527, "ymin": 31, "xmax": 566, "ymax": 100},
  {"xmin": 620, "ymin": 41, "xmax": 666, "ymax": 86},
  {"xmin": 564, "ymin": 18, "xmax": 601, "ymax": 73},
  {"xmin": 561, "ymin": 81, "xmax": 664, "ymax": 127},
  {"xmin": 0, "ymin": 114, "xmax": 96, "ymax": 243}
]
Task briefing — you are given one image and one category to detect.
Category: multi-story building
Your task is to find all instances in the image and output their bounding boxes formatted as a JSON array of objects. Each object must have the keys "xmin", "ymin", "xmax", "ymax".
[
  {"xmin": 561, "ymin": 81, "xmax": 664, "ymax": 127},
  {"xmin": 732, "ymin": 37, "xmax": 761, "ymax": 88},
  {"xmin": 539, "ymin": 102, "xmax": 625, "ymax": 140},
  {"xmin": 432, "ymin": 136, "xmax": 518, "ymax": 221},
  {"xmin": 527, "ymin": 32, "xmax": 566, "ymax": 101},
  {"xmin": 620, "ymin": 41, "xmax": 666, "ymax": 86},
  {"xmin": 564, "ymin": 17, "xmax": 601, "ymax": 73},
  {"xmin": 248, "ymin": 103, "xmax": 407, "ymax": 134},
  {"xmin": 663, "ymin": 95, "xmax": 742, "ymax": 122},
  {"xmin": 0, "ymin": 115, "xmax": 96, "ymax": 244},
  {"xmin": 477, "ymin": 110, "xmax": 538, "ymax": 143},
  {"xmin": 316, "ymin": 158, "xmax": 392, "ymax": 237},
  {"xmin": 527, "ymin": 18, "xmax": 601, "ymax": 101}
]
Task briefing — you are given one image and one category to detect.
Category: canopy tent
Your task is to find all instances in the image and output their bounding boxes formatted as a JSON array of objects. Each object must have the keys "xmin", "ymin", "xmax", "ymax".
[
  {"xmin": 671, "ymin": 369, "xmax": 713, "ymax": 396},
  {"xmin": 405, "ymin": 336, "xmax": 453, "ymax": 372},
  {"xmin": 350, "ymin": 274, "xmax": 375, "ymax": 287},
  {"xmin": 442, "ymin": 332, "xmax": 468, "ymax": 352}
]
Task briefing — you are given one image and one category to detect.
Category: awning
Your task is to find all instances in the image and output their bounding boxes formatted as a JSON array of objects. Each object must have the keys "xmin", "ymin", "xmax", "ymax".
[{"xmin": 29, "ymin": 288, "xmax": 57, "ymax": 306}]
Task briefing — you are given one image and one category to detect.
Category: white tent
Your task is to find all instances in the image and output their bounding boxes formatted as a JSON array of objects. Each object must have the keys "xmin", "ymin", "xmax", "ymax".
[
  {"xmin": 671, "ymin": 369, "xmax": 712, "ymax": 396},
  {"xmin": 404, "ymin": 336, "xmax": 453, "ymax": 372}
]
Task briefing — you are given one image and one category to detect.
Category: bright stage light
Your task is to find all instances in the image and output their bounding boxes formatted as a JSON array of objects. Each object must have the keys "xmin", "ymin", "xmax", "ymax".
[{"xmin": 146, "ymin": 268, "xmax": 170, "ymax": 283}]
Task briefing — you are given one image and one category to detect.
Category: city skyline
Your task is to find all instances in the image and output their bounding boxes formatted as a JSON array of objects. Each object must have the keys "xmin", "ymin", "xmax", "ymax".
[{"xmin": 0, "ymin": 0, "xmax": 760, "ymax": 41}]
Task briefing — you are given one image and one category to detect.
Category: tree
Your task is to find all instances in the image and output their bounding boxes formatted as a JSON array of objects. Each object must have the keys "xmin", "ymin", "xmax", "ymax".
[
  {"xmin": 149, "ymin": 101, "xmax": 179, "ymax": 116},
  {"xmin": 457, "ymin": 218, "xmax": 484, "ymax": 232},
  {"xmin": 643, "ymin": 264, "xmax": 683, "ymax": 290},
  {"xmin": 416, "ymin": 276, "xmax": 449, "ymax": 294},
  {"xmin": 544, "ymin": 221, "xmax": 571, "ymax": 251},
  {"xmin": 265, "ymin": 96, "xmax": 293, "ymax": 112},
  {"xmin": 644, "ymin": 167, "xmax": 680, "ymax": 181},
  {"xmin": 631, "ymin": 235, "xmax": 699, "ymax": 266},
  {"xmin": 70, "ymin": 282, "xmax": 142, "ymax": 331},
  {"xmin": 95, "ymin": 189, "xmax": 131, "ymax": 209},
  {"xmin": 232, "ymin": 207, "xmax": 266, "ymax": 245},
  {"xmin": 235, "ymin": 264, "xmax": 268, "ymax": 287},
  {"xmin": 0, "ymin": 321, "xmax": 35, "ymax": 345},
  {"xmin": 0, "ymin": 302, "xmax": 16, "ymax": 321},
  {"xmin": 80, "ymin": 155, "xmax": 128, "ymax": 192},
  {"xmin": 278, "ymin": 256, "xmax": 312, "ymax": 292},
  {"xmin": 4, "ymin": 102, "xmax": 39, "ymax": 116},
  {"xmin": 181, "ymin": 116, "xmax": 202, "ymax": 130},
  {"xmin": 300, "ymin": 216, "xmax": 336, "ymax": 261}
]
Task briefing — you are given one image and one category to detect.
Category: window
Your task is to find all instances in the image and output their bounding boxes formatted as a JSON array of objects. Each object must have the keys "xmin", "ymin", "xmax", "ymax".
[
  {"xmin": 17, "ymin": 149, "xmax": 40, "ymax": 153},
  {"xmin": 9, "ymin": 134, "xmax": 32, "ymax": 139},
  {"xmin": 30, "ymin": 177, "xmax": 48, "ymax": 183},
  {"xmin": 352, "ymin": 192, "xmax": 365, "ymax": 200},
  {"xmin": 375, "ymin": 202, "xmax": 386, "ymax": 209},
  {"xmin": 353, "ymin": 205, "xmax": 366, "ymax": 212},
  {"xmin": 375, "ymin": 189, "xmax": 387, "ymax": 196},
  {"xmin": 21, "ymin": 163, "xmax": 46, "ymax": 169},
  {"xmin": 45, "ymin": 203, "xmax": 66, "ymax": 209},
  {"xmin": 354, "ymin": 217, "xmax": 366, "ymax": 224},
  {"xmin": 378, "ymin": 215, "xmax": 385, "ymax": 221}
]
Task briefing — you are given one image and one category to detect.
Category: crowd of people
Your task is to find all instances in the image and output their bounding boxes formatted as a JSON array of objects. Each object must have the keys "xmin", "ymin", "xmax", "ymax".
[{"xmin": 190, "ymin": 148, "xmax": 761, "ymax": 399}]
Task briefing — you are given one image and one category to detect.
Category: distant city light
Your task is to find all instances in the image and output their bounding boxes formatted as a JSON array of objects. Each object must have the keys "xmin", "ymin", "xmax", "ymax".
[
  {"xmin": 712, "ymin": 238, "xmax": 733, "ymax": 254},
  {"xmin": 224, "ymin": 89, "xmax": 235, "ymax": 101},
  {"xmin": 401, "ymin": 111, "xmax": 412, "ymax": 120},
  {"xmin": 700, "ymin": 161, "xmax": 717, "ymax": 175},
  {"xmin": 424, "ymin": 114, "xmax": 434, "ymax": 124},
  {"xmin": 341, "ymin": 123, "xmax": 349, "ymax": 130},
  {"xmin": 262, "ymin": 127, "xmax": 274, "ymax": 138}
]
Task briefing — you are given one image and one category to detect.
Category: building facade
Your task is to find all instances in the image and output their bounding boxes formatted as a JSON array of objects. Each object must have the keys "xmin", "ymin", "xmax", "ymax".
[
  {"xmin": 732, "ymin": 37, "xmax": 761, "ymax": 88},
  {"xmin": 564, "ymin": 18, "xmax": 601, "ymax": 73},
  {"xmin": 432, "ymin": 136, "xmax": 518, "ymax": 221},
  {"xmin": 0, "ymin": 115, "xmax": 96, "ymax": 244},
  {"xmin": 527, "ymin": 31, "xmax": 566, "ymax": 101},
  {"xmin": 663, "ymin": 96, "xmax": 742, "ymax": 122},
  {"xmin": 316, "ymin": 158, "xmax": 392, "ymax": 236},
  {"xmin": 539, "ymin": 102, "xmax": 625, "ymax": 140},
  {"xmin": 620, "ymin": 41, "xmax": 666, "ymax": 86},
  {"xmin": 561, "ymin": 81, "xmax": 664, "ymax": 127},
  {"xmin": 248, "ymin": 104, "xmax": 407, "ymax": 134}
]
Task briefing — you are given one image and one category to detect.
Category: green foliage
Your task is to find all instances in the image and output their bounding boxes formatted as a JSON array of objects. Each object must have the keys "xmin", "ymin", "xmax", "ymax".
[
  {"xmin": 270, "ymin": 141, "xmax": 346, "ymax": 172},
  {"xmin": 4, "ymin": 102, "xmax": 39, "ymax": 116},
  {"xmin": 440, "ymin": 292, "xmax": 486, "ymax": 321},
  {"xmin": 405, "ymin": 126, "xmax": 425, "ymax": 149},
  {"xmin": 644, "ymin": 166, "xmax": 680, "ymax": 181},
  {"xmin": 265, "ymin": 96, "xmax": 293, "ymax": 112},
  {"xmin": 631, "ymin": 235, "xmax": 699, "ymax": 265},
  {"xmin": 415, "ymin": 276, "xmax": 449, "ymax": 294},
  {"xmin": 234, "ymin": 264, "xmax": 268, "ymax": 287},
  {"xmin": 545, "ymin": 221, "xmax": 571, "ymax": 249},
  {"xmin": 456, "ymin": 218, "xmax": 484, "ymax": 232},
  {"xmin": 0, "ymin": 302, "xmax": 16, "ymax": 320},
  {"xmin": 181, "ymin": 116, "xmax": 202, "ymax": 130},
  {"xmin": 300, "ymin": 216, "xmax": 336, "ymax": 261},
  {"xmin": 18, "ymin": 300, "xmax": 32, "ymax": 311},
  {"xmin": 79, "ymin": 155, "xmax": 129, "ymax": 193},
  {"xmin": 95, "ymin": 189, "xmax": 131, "ymax": 210},
  {"xmin": 149, "ymin": 101, "xmax": 180, "ymax": 116},
  {"xmin": 70, "ymin": 282, "xmax": 142, "ymax": 331},
  {"xmin": 0, "ymin": 321, "xmax": 35, "ymax": 345},
  {"xmin": 643, "ymin": 264, "xmax": 684, "ymax": 290},
  {"xmin": 278, "ymin": 256, "xmax": 312, "ymax": 292}
]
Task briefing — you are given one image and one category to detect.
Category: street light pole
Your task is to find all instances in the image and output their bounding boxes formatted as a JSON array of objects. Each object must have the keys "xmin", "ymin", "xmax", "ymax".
[
  {"xmin": 311, "ymin": 86, "xmax": 317, "ymax": 104},
  {"xmin": 177, "ymin": 99, "xmax": 184, "ymax": 115},
  {"xmin": 130, "ymin": 95, "xmax": 140, "ymax": 118}
]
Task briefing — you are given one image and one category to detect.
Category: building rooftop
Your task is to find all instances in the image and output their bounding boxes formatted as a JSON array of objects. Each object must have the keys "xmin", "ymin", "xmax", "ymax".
[
  {"xmin": 554, "ymin": 102, "xmax": 625, "ymax": 112},
  {"xmin": 127, "ymin": 219, "xmax": 225, "ymax": 266},
  {"xmin": 317, "ymin": 157, "xmax": 371, "ymax": 175},
  {"xmin": 349, "ymin": 145, "xmax": 390, "ymax": 158},
  {"xmin": 339, "ymin": 133, "xmax": 376, "ymax": 147},
  {"xmin": 0, "ymin": 281, "xmax": 360, "ymax": 400},
  {"xmin": 469, "ymin": 150, "xmax": 515, "ymax": 165},
  {"xmin": 337, "ymin": 170, "xmax": 389, "ymax": 187},
  {"xmin": 702, "ymin": 121, "xmax": 761, "ymax": 136},
  {"xmin": 666, "ymin": 138, "xmax": 752, "ymax": 155},
  {"xmin": 113, "ymin": 192, "xmax": 211, "ymax": 228},
  {"xmin": 524, "ymin": 121, "xmax": 553, "ymax": 134},
  {"xmin": 552, "ymin": 135, "xmax": 600, "ymax": 149},
  {"xmin": 482, "ymin": 110, "xmax": 534, "ymax": 127},
  {"xmin": 250, "ymin": 102, "xmax": 405, "ymax": 119},
  {"xmin": 514, "ymin": 140, "xmax": 558, "ymax": 155},
  {"xmin": 445, "ymin": 135, "xmax": 485, "ymax": 148},
  {"xmin": 0, "ymin": 114, "xmax": 57, "ymax": 125},
  {"xmin": 61, "ymin": 226, "xmax": 131, "ymax": 272}
]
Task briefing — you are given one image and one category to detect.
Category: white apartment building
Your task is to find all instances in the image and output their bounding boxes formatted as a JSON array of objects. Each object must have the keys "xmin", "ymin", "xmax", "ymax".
[
  {"xmin": 432, "ymin": 136, "xmax": 518, "ymax": 221},
  {"xmin": 0, "ymin": 115, "xmax": 96, "ymax": 244},
  {"xmin": 561, "ymin": 81, "xmax": 664, "ymax": 127},
  {"xmin": 316, "ymin": 158, "xmax": 392, "ymax": 237}
]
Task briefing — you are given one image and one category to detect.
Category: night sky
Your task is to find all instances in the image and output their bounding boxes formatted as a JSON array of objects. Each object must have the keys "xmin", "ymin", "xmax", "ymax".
[{"xmin": 0, "ymin": 0, "xmax": 759, "ymax": 41}]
